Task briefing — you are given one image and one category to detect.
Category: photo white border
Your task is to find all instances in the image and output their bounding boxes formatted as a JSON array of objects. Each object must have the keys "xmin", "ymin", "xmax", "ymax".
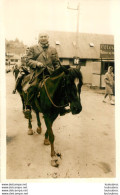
[{"xmin": 0, "ymin": 0, "xmax": 120, "ymax": 185}]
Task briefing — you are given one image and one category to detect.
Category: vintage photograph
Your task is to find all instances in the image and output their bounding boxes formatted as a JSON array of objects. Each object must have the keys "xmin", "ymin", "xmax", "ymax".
[{"xmin": 2, "ymin": 0, "xmax": 117, "ymax": 180}]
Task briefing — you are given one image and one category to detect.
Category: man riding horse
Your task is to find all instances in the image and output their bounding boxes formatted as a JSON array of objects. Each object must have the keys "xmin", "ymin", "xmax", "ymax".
[
  {"xmin": 16, "ymin": 32, "xmax": 70, "ymax": 118},
  {"xmin": 12, "ymin": 55, "xmax": 30, "ymax": 94}
]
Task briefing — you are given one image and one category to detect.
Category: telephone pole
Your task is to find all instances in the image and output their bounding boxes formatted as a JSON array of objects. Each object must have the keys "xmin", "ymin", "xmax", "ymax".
[{"xmin": 67, "ymin": 2, "xmax": 80, "ymax": 57}]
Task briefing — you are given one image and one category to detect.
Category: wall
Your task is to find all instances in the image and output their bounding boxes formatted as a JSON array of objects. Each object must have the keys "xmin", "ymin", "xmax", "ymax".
[
  {"xmin": 81, "ymin": 60, "xmax": 93, "ymax": 84},
  {"xmin": 101, "ymin": 75, "xmax": 106, "ymax": 87},
  {"xmin": 59, "ymin": 58, "xmax": 104, "ymax": 87},
  {"xmin": 92, "ymin": 74, "xmax": 100, "ymax": 87},
  {"xmin": 92, "ymin": 61, "xmax": 101, "ymax": 87},
  {"xmin": 60, "ymin": 58, "xmax": 70, "ymax": 65}
]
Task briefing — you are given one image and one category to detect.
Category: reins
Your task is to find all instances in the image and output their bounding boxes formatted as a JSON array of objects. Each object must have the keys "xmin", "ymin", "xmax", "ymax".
[{"xmin": 43, "ymin": 72, "xmax": 69, "ymax": 108}]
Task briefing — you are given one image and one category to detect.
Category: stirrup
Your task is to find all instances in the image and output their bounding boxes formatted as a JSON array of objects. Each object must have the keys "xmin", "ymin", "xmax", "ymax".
[
  {"xmin": 60, "ymin": 108, "xmax": 71, "ymax": 116},
  {"xmin": 12, "ymin": 90, "xmax": 16, "ymax": 94},
  {"xmin": 23, "ymin": 109, "xmax": 32, "ymax": 119}
]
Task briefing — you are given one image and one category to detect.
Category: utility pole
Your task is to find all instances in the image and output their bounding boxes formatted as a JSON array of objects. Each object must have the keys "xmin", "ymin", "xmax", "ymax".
[{"xmin": 67, "ymin": 2, "xmax": 80, "ymax": 57}]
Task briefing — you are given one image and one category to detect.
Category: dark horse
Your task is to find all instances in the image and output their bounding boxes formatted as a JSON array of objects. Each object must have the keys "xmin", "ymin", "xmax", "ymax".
[{"xmin": 16, "ymin": 66, "xmax": 83, "ymax": 167}]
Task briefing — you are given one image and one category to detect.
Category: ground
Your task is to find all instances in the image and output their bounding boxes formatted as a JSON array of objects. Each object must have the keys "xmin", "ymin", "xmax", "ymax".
[{"xmin": 6, "ymin": 72, "xmax": 115, "ymax": 179}]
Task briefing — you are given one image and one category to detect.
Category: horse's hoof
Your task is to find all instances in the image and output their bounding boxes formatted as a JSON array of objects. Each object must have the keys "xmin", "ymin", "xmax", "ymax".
[
  {"xmin": 37, "ymin": 127, "xmax": 42, "ymax": 134},
  {"xmin": 51, "ymin": 159, "xmax": 59, "ymax": 167},
  {"xmin": 44, "ymin": 139, "xmax": 50, "ymax": 145},
  {"xmin": 28, "ymin": 129, "xmax": 33, "ymax": 135}
]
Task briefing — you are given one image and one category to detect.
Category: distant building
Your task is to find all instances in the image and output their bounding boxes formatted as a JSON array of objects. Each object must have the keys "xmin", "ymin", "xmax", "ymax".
[
  {"xmin": 5, "ymin": 53, "xmax": 21, "ymax": 67},
  {"xmin": 47, "ymin": 31, "xmax": 114, "ymax": 88}
]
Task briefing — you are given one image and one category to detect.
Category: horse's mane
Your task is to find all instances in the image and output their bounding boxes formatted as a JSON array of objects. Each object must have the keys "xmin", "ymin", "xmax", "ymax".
[
  {"xmin": 50, "ymin": 65, "xmax": 70, "ymax": 78},
  {"xmin": 50, "ymin": 65, "xmax": 83, "ymax": 85}
]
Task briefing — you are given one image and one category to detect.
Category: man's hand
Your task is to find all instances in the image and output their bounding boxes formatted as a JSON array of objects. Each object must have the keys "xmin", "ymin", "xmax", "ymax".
[{"xmin": 36, "ymin": 62, "xmax": 45, "ymax": 68}]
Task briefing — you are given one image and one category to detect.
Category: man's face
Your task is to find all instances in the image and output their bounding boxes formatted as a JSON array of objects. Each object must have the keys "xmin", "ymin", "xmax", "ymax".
[{"xmin": 39, "ymin": 34, "xmax": 49, "ymax": 44}]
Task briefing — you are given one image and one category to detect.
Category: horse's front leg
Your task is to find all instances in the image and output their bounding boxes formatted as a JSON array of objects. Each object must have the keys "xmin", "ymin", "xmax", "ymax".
[
  {"xmin": 44, "ymin": 129, "xmax": 50, "ymax": 145},
  {"xmin": 35, "ymin": 111, "xmax": 42, "ymax": 134},
  {"xmin": 44, "ymin": 115, "xmax": 59, "ymax": 167},
  {"xmin": 27, "ymin": 118, "xmax": 34, "ymax": 135}
]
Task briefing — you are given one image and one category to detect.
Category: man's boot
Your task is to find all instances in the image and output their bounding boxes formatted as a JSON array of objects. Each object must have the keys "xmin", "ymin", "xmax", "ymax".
[
  {"xmin": 12, "ymin": 89, "xmax": 16, "ymax": 94},
  {"xmin": 60, "ymin": 107, "xmax": 71, "ymax": 116}
]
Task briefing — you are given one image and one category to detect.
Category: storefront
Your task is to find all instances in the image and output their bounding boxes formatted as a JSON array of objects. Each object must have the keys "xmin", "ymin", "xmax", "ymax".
[{"xmin": 92, "ymin": 44, "xmax": 114, "ymax": 88}]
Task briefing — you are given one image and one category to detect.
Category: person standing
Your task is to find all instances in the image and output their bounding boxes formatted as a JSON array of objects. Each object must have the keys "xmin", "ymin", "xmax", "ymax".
[
  {"xmin": 13, "ymin": 64, "xmax": 19, "ymax": 80},
  {"xmin": 103, "ymin": 66, "xmax": 115, "ymax": 105}
]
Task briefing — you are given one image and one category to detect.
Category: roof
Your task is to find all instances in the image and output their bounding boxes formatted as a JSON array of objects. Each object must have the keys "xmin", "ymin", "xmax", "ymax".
[{"xmin": 47, "ymin": 31, "xmax": 114, "ymax": 59}]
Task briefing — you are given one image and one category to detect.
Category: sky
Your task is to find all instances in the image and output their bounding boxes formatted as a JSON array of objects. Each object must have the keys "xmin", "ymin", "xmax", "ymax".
[{"xmin": 1, "ymin": 0, "xmax": 120, "ymax": 45}]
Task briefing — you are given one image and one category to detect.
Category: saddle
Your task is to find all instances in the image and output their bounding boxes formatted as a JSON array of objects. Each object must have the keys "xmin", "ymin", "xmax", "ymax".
[{"xmin": 21, "ymin": 69, "xmax": 46, "ymax": 93}]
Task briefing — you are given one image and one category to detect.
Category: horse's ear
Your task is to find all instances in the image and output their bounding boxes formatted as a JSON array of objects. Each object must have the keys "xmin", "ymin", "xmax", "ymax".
[{"xmin": 61, "ymin": 65, "xmax": 69, "ymax": 74}]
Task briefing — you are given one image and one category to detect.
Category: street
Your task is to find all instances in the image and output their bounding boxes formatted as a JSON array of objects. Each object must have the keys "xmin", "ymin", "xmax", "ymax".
[{"xmin": 6, "ymin": 72, "xmax": 115, "ymax": 179}]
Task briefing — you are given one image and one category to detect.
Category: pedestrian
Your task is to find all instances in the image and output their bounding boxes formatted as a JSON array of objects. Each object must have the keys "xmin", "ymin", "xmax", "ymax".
[
  {"xmin": 103, "ymin": 66, "xmax": 115, "ymax": 105},
  {"xmin": 13, "ymin": 64, "xmax": 19, "ymax": 80}
]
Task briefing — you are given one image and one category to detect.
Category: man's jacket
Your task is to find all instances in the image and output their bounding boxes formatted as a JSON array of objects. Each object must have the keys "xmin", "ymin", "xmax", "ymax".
[{"xmin": 26, "ymin": 44, "xmax": 60, "ymax": 76}]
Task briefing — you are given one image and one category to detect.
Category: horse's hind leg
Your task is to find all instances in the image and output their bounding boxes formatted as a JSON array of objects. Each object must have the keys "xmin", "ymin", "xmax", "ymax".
[
  {"xmin": 44, "ymin": 129, "xmax": 50, "ymax": 145},
  {"xmin": 36, "ymin": 111, "xmax": 42, "ymax": 134},
  {"xmin": 20, "ymin": 95, "xmax": 25, "ymax": 112},
  {"xmin": 28, "ymin": 118, "xmax": 33, "ymax": 135},
  {"xmin": 44, "ymin": 116, "xmax": 59, "ymax": 167},
  {"xmin": 44, "ymin": 115, "xmax": 55, "ymax": 157}
]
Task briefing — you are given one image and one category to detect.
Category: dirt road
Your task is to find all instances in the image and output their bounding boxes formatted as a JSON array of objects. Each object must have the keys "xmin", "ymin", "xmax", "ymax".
[{"xmin": 6, "ymin": 72, "xmax": 115, "ymax": 179}]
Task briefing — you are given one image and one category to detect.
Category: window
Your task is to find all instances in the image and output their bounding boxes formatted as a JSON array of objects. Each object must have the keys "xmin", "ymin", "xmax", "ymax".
[
  {"xmin": 55, "ymin": 41, "xmax": 60, "ymax": 45},
  {"xmin": 89, "ymin": 43, "xmax": 94, "ymax": 47}
]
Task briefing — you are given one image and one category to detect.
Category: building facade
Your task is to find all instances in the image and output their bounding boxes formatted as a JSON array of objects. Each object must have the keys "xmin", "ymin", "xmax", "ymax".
[
  {"xmin": 5, "ymin": 53, "xmax": 21, "ymax": 68},
  {"xmin": 47, "ymin": 31, "xmax": 114, "ymax": 88}
]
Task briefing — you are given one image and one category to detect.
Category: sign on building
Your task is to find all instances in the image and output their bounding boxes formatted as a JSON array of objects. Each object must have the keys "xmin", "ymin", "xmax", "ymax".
[
  {"xmin": 73, "ymin": 56, "xmax": 80, "ymax": 65},
  {"xmin": 100, "ymin": 44, "xmax": 114, "ymax": 58}
]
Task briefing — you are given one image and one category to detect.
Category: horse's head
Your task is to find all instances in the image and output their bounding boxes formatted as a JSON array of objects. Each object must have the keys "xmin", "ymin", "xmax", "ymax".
[{"xmin": 64, "ymin": 67, "xmax": 83, "ymax": 115}]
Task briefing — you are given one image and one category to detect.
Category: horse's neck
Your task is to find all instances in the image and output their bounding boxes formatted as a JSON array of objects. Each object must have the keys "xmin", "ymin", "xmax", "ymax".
[
  {"xmin": 44, "ymin": 75, "xmax": 66, "ymax": 103},
  {"xmin": 47, "ymin": 76, "xmax": 63, "ymax": 93}
]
